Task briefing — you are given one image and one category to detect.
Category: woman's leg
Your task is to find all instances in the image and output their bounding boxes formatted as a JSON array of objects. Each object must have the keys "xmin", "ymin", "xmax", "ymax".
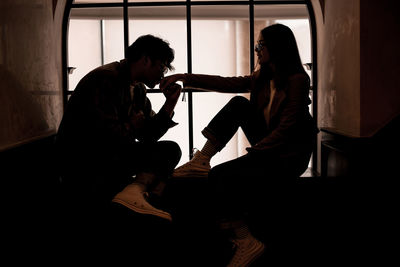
[
  {"xmin": 220, "ymin": 219, "xmax": 265, "ymax": 267},
  {"xmin": 202, "ymin": 95, "xmax": 268, "ymax": 149},
  {"xmin": 173, "ymin": 96, "xmax": 267, "ymax": 178},
  {"xmin": 208, "ymin": 149, "xmax": 304, "ymax": 266},
  {"xmin": 208, "ymin": 153, "xmax": 274, "ymax": 266}
]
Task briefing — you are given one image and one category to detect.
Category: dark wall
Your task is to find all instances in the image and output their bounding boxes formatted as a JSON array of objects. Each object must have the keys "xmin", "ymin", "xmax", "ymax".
[
  {"xmin": 0, "ymin": 0, "xmax": 65, "ymax": 152},
  {"xmin": 360, "ymin": 0, "xmax": 400, "ymax": 136}
]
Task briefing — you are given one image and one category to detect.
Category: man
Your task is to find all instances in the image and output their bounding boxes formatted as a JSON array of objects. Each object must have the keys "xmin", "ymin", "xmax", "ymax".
[{"xmin": 55, "ymin": 35, "xmax": 182, "ymax": 225}]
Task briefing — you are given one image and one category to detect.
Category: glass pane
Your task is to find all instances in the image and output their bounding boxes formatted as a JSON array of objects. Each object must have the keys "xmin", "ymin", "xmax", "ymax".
[
  {"xmin": 129, "ymin": 0, "xmax": 185, "ymax": 2},
  {"xmin": 254, "ymin": 4, "xmax": 309, "ymax": 20},
  {"xmin": 103, "ymin": 20, "xmax": 124, "ymax": 64},
  {"xmin": 191, "ymin": 5, "xmax": 250, "ymax": 167},
  {"xmin": 70, "ymin": 6, "xmax": 123, "ymax": 19},
  {"xmin": 192, "ymin": 0, "xmax": 244, "ymax": 1},
  {"xmin": 254, "ymin": 0, "xmax": 305, "ymax": 2},
  {"xmin": 69, "ymin": 7, "xmax": 123, "ymax": 90},
  {"xmin": 191, "ymin": 5, "xmax": 249, "ymax": 20},
  {"xmin": 128, "ymin": 6, "xmax": 189, "ymax": 165},
  {"xmin": 68, "ymin": 19, "xmax": 102, "ymax": 91},
  {"xmin": 74, "ymin": 0, "xmax": 123, "ymax": 3},
  {"xmin": 128, "ymin": 6, "xmax": 187, "ymax": 78}
]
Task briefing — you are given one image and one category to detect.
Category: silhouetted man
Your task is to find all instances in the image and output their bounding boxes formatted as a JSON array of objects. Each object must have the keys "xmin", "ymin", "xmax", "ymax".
[{"xmin": 55, "ymin": 35, "xmax": 182, "ymax": 227}]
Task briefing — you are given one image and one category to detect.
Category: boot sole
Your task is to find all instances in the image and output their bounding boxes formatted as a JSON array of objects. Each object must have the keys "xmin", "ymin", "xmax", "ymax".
[
  {"xmin": 242, "ymin": 243, "xmax": 265, "ymax": 267},
  {"xmin": 172, "ymin": 170, "xmax": 210, "ymax": 178},
  {"xmin": 112, "ymin": 198, "xmax": 172, "ymax": 221}
]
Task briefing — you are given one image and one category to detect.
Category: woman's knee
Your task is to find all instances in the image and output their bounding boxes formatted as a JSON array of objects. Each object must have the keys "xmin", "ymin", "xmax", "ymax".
[
  {"xmin": 227, "ymin": 95, "xmax": 250, "ymax": 108},
  {"xmin": 221, "ymin": 96, "xmax": 251, "ymax": 118},
  {"xmin": 208, "ymin": 163, "xmax": 225, "ymax": 179}
]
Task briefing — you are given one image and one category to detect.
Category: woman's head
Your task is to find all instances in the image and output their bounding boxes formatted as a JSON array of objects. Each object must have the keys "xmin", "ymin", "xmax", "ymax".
[{"xmin": 256, "ymin": 24, "xmax": 307, "ymax": 86}]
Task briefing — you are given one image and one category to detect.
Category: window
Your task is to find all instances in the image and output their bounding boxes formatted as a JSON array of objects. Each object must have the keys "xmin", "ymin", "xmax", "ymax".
[{"xmin": 65, "ymin": 0, "xmax": 315, "ymax": 171}]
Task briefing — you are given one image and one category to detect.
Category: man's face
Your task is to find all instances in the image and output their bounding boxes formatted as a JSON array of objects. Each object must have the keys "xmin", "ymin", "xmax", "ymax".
[{"xmin": 142, "ymin": 58, "xmax": 168, "ymax": 89}]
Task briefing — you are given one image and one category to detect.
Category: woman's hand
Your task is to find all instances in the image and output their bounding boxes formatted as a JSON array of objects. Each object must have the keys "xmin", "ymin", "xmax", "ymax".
[
  {"xmin": 246, "ymin": 142, "xmax": 266, "ymax": 153},
  {"xmin": 160, "ymin": 74, "xmax": 186, "ymax": 92},
  {"xmin": 246, "ymin": 145, "xmax": 261, "ymax": 153}
]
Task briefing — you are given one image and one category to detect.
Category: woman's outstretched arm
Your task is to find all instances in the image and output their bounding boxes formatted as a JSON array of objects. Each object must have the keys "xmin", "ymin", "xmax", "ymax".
[{"xmin": 160, "ymin": 73, "xmax": 254, "ymax": 94}]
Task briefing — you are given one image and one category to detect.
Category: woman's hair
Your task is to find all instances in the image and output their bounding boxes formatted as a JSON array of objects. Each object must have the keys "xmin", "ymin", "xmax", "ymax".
[
  {"xmin": 257, "ymin": 23, "xmax": 309, "ymax": 90},
  {"xmin": 126, "ymin": 34, "xmax": 175, "ymax": 71}
]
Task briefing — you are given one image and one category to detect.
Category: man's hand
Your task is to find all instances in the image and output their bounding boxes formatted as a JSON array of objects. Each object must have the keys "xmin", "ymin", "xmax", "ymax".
[
  {"xmin": 160, "ymin": 74, "xmax": 185, "ymax": 92},
  {"xmin": 129, "ymin": 110, "xmax": 145, "ymax": 130},
  {"xmin": 161, "ymin": 82, "xmax": 182, "ymax": 117},
  {"xmin": 163, "ymin": 83, "xmax": 182, "ymax": 102}
]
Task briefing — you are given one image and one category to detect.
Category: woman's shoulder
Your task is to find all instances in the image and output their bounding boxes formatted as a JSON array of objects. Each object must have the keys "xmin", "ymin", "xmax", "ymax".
[
  {"xmin": 251, "ymin": 69, "xmax": 261, "ymax": 79},
  {"xmin": 282, "ymin": 73, "xmax": 310, "ymax": 94},
  {"xmin": 288, "ymin": 72, "xmax": 309, "ymax": 82},
  {"xmin": 287, "ymin": 72, "xmax": 310, "ymax": 87}
]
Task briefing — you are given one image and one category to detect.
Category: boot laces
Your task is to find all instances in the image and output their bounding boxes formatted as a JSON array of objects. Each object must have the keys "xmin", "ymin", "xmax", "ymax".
[
  {"xmin": 191, "ymin": 147, "xmax": 199, "ymax": 158},
  {"xmin": 230, "ymin": 239, "xmax": 245, "ymax": 264}
]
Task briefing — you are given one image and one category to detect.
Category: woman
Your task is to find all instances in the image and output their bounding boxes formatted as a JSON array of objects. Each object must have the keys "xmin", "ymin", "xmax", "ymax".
[{"xmin": 160, "ymin": 24, "xmax": 318, "ymax": 266}]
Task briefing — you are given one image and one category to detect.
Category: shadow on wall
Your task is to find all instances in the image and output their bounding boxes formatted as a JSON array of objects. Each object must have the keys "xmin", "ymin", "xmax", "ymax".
[{"xmin": 0, "ymin": 64, "xmax": 49, "ymax": 151}]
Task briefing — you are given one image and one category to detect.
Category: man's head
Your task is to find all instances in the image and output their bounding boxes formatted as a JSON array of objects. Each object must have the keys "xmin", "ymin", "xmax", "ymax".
[{"xmin": 126, "ymin": 35, "xmax": 175, "ymax": 88}]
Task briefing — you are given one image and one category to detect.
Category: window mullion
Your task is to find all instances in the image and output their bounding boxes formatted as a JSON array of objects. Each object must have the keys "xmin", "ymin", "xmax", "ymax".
[
  {"xmin": 186, "ymin": 0, "xmax": 194, "ymax": 159},
  {"xmin": 100, "ymin": 20, "xmax": 105, "ymax": 66},
  {"xmin": 123, "ymin": 0, "xmax": 129, "ymax": 57},
  {"xmin": 249, "ymin": 0, "xmax": 254, "ymax": 73}
]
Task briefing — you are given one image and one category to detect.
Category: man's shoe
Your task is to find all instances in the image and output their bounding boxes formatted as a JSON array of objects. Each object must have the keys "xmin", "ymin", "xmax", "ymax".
[
  {"xmin": 227, "ymin": 235, "xmax": 265, "ymax": 267},
  {"xmin": 112, "ymin": 183, "xmax": 172, "ymax": 221},
  {"xmin": 172, "ymin": 150, "xmax": 211, "ymax": 178}
]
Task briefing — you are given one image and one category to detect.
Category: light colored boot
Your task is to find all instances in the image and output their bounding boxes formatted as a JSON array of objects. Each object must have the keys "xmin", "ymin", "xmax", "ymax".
[
  {"xmin": 227, "ymin": 235, "xmax": 265, "ymax": 267},
  {"xmin": 172, "ymin": 149, "xmax": 211, "ymax": 178},
  {"xmin": 112, "ymin": 182, "xmax": 172, "ymax": 221}
]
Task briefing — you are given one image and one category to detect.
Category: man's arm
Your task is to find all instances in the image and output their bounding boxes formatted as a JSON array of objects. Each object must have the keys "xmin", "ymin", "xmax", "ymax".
[
  {"xmin": 132, "ymin": 83, "xmax": 181, "ymax": 143},
  {"xmin": 161, "ymin": 83, "xmax": 182, "ymax": 117}
]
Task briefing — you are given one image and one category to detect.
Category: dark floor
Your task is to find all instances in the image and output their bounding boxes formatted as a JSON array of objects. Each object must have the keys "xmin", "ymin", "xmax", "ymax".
[
  {"xmin": 65, "ymin": 175, "xmax": 395, "ymax": 266},
  {"xmin": 3, "ymin": 170, "xmax": 397, "ymax": 266},
  {"xmin": 2, "ymin": 133, "xmax": 398, "ymax": 265}
]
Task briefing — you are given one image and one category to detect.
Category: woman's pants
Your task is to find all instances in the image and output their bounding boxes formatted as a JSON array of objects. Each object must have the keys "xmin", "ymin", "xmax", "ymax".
[
  {"xmin": 201, "ymin": 96, "xmax": 268, "ymax": 151},
  {"xmin": 202, "ymin": 96, "xmax": 312, "ymax": 222}
]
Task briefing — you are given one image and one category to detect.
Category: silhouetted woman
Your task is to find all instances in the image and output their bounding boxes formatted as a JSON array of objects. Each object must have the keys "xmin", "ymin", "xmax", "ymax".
[{"xmin": 161, "ymin": 23, "xmax": 318, "ymax": 266}]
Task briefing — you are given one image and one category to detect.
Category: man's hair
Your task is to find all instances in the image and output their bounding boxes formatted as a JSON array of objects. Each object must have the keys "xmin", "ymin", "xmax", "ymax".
[{"xmin": 126, "ymin": 34, "xmax": 175, "ymax": 71}]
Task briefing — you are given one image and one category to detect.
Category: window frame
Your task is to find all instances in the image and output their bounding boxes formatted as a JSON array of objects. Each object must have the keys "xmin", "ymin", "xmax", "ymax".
[{"xmin": 62, "ymin": 0, "xmax": 318, "ymax": 174}]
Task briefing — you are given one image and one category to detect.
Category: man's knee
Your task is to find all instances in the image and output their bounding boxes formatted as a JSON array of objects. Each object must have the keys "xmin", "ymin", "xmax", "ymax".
[
  {"xmin": 159, "ymin": 140, "xmax": 182, "ymax": 165},
  {"xmin": 165, "ymin": 140, "xmax": 181, "ymax": 158},
  {"xmin": 208, "ymin": 164, "xmax": 230, "ymax": 187}
]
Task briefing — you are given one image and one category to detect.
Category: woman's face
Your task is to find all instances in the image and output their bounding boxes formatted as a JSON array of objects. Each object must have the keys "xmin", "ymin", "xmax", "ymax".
[{"xmin": 255, "ymin": 33, "xmax": 270, "ymax": 65}]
